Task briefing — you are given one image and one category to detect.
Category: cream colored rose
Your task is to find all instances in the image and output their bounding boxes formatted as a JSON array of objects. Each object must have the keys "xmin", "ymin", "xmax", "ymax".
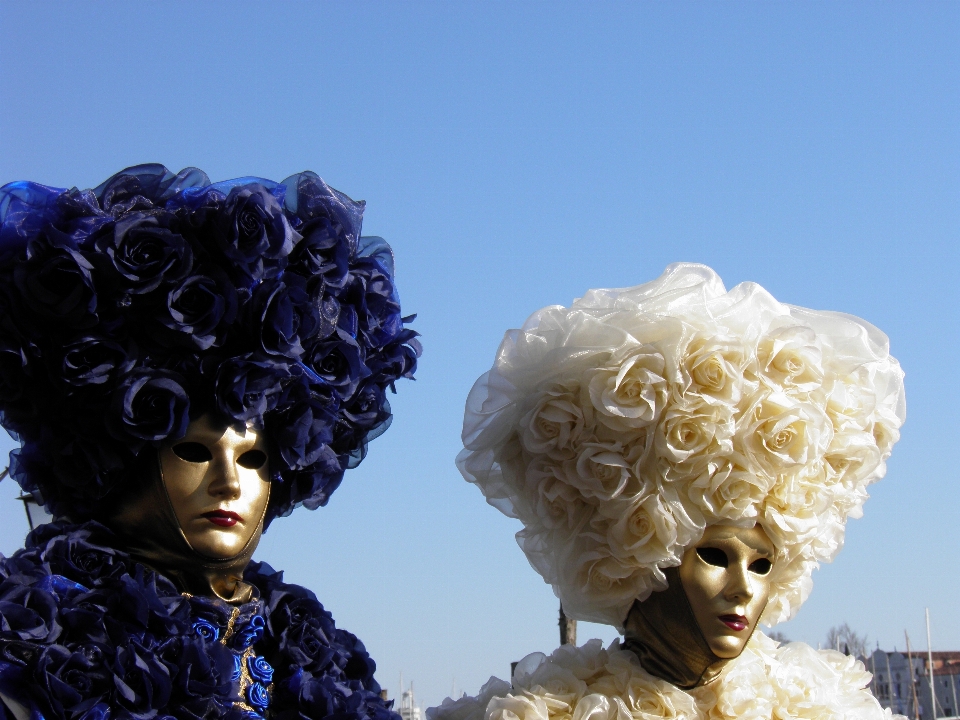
[
  {"xmin": 602, "ymin": 492, "xmax": 695, "ymax": 566},
  {"xmin": 487, "ymin": 694, "xmax": 552, "ymax": 720},
  {"xmin": 570, "ymin": 694, "xmax": 631, "ymax": 720},
  {"xmin": 548, "ymin": 640, "xmax": 614, "ymax": 684},
  {"xmin": 825, "ymin": 375, "xmax": 875, "ymax": 434},
  {"xmin": 561, "ymin": 540, "xmax": 664, "ymax": 619},
  {"xmin": 561, "ymin": 443, "xmax": 638, "ymax": 503},
  {"xmin": 513, "ymin": 658, "xmax": 589, "ymax": 720},
  {"xmin": 685, "ymin": 459, "xmax": 769, "ymax": 524},
  {"xmin": 590, "ymin": 648, "xmax": 702, "ymax": 720},
  {"xmin": 428, "ymin": 677, "xmax": 512, "ymax": 720},
  {"xmin": 757, "ymin": 326, "xmax": 824, "ymax": 394},
  {"xmin": 521, "ymin": 382, "xmax": 588, "ymax": 460},
  {"xmin": 870, "ymin": 408, "xmax": 902, "ymax": 461},
  {"xmin": 587, "ymin": 351, "xmax": 668, "ymax": 433},
  {"xmin": 699, "ymin": 633, "xmax": 776, "ymax": 720},
  {"xmin": 655, "ymin": 397, "xmax": 734, "ymax": 481},
  {"xmin": 823, "ymin": 430, "xmax": 881, "ymax": 490},
  {"xmin": 759, "ymin": 549, "xmax": 816, "ymax": 625},
  {"xmin": 806, "ymin": 507, "xmax": 848, "ymax": 561},
  {"xmin": 760, "ymin": 471, "xmax": 830, "ymax": 549},
  {"xmin": 770, "ymin": 643, "xmax": 885, "ymax": 720},
  {"xmin": 528, "ymin": 458, "xmax": 595, "ymax": 531},
  {"xmin": 677, "ymin": 335, "xmax": 752, "ymax": 405},
  {"xmin": 739, "ymin": 392, "xmax": 831, "ymax": 479}
]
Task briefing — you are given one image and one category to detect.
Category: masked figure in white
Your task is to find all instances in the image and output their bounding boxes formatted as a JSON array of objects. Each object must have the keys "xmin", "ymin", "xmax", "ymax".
[{"xmin": 430, "ymin": 264, "xmax": 905, "ymax": 720}]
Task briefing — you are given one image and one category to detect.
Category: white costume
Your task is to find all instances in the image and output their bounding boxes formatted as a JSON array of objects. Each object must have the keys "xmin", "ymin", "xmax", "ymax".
[{"xmin": 433, "ymin": 264, "xmax": 905, "ymax": 720}]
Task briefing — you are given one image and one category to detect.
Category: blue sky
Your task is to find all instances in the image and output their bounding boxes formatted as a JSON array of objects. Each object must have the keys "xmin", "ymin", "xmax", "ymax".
[{"xmin": 1, "ymin": 1, "xmax": 957, "ymax": 711}]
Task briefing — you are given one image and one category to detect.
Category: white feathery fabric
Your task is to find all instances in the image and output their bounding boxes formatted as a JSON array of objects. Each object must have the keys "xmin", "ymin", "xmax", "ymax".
[
  {"xmin": 427, "ymin": 634, "xmax": 904, "ymax": 720},
  {"xmin": 457, "ymin": 264, "xmax": 905, "ymax": 627}
]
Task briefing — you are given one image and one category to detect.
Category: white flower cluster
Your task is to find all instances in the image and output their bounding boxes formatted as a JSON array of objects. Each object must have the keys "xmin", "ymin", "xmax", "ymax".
[
  {"xmin": 458, "ymin": 264, "xmax": 905, "ymax": 627},
  {"xmin": 427, "ymin": 636, "xmax": 903, "ymax": 720}
]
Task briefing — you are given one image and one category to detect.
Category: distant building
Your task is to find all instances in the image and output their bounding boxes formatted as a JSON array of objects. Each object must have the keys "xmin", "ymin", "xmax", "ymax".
[
  {"xmin": 865, "ymin": 649, "xmax": 960, "ymax": 719},
  {"xmin": 396, "ymin": 682, "xmax": 423, "ymax": 720}
]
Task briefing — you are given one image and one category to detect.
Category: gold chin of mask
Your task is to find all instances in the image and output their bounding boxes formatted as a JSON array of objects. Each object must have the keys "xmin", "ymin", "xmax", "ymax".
[
  {"xmin": 106, "ymin": 414, "xmax": 272, "ymax": 603},
  {"xmin": 622, "ymin": 524, "xmax": 775, "ymax": 689}
]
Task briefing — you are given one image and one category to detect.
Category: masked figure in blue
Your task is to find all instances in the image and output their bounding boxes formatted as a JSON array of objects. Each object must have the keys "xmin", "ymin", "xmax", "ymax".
[{"xmin": 0, "ymin": 165, "xmax": 420, "ymax": 719}]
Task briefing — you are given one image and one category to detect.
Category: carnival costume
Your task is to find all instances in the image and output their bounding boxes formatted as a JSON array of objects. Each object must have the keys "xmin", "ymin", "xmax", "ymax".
[
  {"xmin": 0, "ymin": 166, "xmax": 420, "ymax": 719},
  {"xmin": 430, "ymin": 264, "xmax": 904, "ymax": 720}
]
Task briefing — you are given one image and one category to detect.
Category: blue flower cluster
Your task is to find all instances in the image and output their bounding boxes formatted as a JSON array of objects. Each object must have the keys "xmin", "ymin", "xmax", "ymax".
[
  {"xmin": 0, "ymin": 521, "xmax": 399, "ymax": 720},
  {"xmin": 0, "ymin": 165, "xmax": 420, "ymax": 523}
]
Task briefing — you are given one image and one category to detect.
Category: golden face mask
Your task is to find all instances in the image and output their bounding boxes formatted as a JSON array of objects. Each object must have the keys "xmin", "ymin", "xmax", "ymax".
[
  {"xmin": 678, "ymin": 524, "xmax": 775, "ymax": 659},
  {"xmin": 159, "ymin": 414, "xmax": 272, "ymax": 560},
  {"xmin": 622, "ymin": 523, "xmax": 775, "ymax": 688},
  {"xmin": 106, "ymin": 414, "xmax": 272, "ymax": 602}
]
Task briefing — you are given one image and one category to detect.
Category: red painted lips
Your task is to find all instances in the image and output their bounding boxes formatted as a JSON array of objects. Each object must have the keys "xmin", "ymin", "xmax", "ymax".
[
  {"xmin": 202, "ymin": 510, "xmax": 242, "ymax": 527},
  {"xmin": 718, "ymin": 614, "xmax": 748, "ymax": 631}
]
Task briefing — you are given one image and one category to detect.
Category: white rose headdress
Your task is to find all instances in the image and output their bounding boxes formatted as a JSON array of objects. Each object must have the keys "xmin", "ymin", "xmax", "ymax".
[{"xmin": 457, "ymin": 263, "xmax": 905, "ymax": 628}]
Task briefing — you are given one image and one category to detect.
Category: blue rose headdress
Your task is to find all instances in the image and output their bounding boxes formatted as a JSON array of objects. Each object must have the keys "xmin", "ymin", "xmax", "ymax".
[{"xmin": 0, "ymin": 164, "xmax": 420, "ymax": 525}]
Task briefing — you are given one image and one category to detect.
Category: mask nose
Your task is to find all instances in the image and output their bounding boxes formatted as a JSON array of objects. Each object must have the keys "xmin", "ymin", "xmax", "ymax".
[
  {"xmin": 206, "ymin": 447, "xmax": 242, "ymax": 501},
  {"xmin": 723, "ymin": 561, "xmax": 755, "ymax": 604}
]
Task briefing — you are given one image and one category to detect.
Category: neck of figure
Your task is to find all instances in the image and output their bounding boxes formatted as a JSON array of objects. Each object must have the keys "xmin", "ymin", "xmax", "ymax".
[{"xmin": 621, "ymin": 567, "xmax": 731, "ymax": 689}]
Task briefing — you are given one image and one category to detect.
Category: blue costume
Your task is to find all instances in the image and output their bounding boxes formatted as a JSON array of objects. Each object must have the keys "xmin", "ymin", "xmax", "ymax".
[{"xmin": 0, "ymin": 166, "xmax": 420, "ymax": 718}]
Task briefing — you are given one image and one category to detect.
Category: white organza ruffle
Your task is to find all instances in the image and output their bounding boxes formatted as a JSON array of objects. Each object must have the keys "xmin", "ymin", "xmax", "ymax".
[
  {"xmin": 457, "ymin": 263, "xmax": 905, "ymax": 627},
  {"xmin": 426, "ymin": 634, "xmax": 904, "ymax": 720}
]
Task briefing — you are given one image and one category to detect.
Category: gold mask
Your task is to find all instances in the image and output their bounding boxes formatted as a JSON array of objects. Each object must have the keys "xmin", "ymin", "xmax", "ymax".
[
  {"xmin": 623, "ymin": 524, "xmax": 775, "ymax": 688},
  {"xmin": 106, "ymin": 414, "xmax": 271, "ymax": 602},
  {"xmin": 159, "ymin": 414, "xmax": 271, "ymax": 561}
]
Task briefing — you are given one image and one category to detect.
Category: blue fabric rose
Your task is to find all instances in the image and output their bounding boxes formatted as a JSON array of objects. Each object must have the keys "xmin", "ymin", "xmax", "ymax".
[
  {"xmin": 152, "ymin": 267, "xmax": 239, "ymax": 351},
  {"xmin": 95, "ymin": 211, "xmax": 193, "ymax": 294},
  {"xmin": 235, "ymin": 614, "xmax": 265, "ymax": 648},
  {"xmin": 196, "ymin": 183, "xmax": 301, "ymax": 285},
  {"xmin": 0, "ymin": 524, "xmax": 406, "ymax": 718},
  {"xmin": 247, "ymin": 681, "xmax": 270, "ymax": 710},
  {"xmin": 107, "ymin": 369, "xmax": 190, "ymax": 449},
  {"xmin": 249, "ymin": 274, "xmax": 322, "ymax": 358},
  {"xmin": 247, "ymin": 654, "xmax": 274, "ymax": 684},
  {"xmin": 192, "ymin": 618, "xmax": 220, "ymax": 643},
  {"xmin": 306, "ymin": 330, "xmax": 371, "ymax": 402},
  {"xmin": 13, "ymin": 236, "xmax": 98, "ymax": 329},
  {"xmin": 110, "ymin": 640, "xmax": 173, "ymax": 715},
  {"xmin": 267, "ymin": 381, "xmax": 339, "ymax": 472}
]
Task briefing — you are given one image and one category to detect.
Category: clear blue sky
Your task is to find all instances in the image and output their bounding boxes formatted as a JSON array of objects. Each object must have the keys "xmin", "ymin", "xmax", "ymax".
[{"xmin": 1, "ymin": 1, "xmax": 957, "ymax": 711}]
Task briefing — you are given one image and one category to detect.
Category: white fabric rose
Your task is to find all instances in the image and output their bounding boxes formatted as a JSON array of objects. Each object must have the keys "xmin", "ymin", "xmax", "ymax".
[
  {"xmin": 428, "ymin": 677, "xmax": 513, "ymax": 720},
  {"xmin": 757, "ymin": 325, "xmax": 824, "ymax": 395},
  {"xmin": 600, "ymin": 492, "xmax": 699, "ymax": 567},
  {"xmin": 559, "ymin": 539, "xmax": 665, "ymax": 622},
  {"xmin": 738, "ymin": 392, "xmax": 832, "ymax": 480},
  {"xmin": 513, "ymin": 658, "xmax": 589, "ymax": 720},
  {"xmin": 561, "ymin": 443, "xmax": 638, "ymax": 503},
  {"xmin": 587, "ymin": 351, "xmax": 668, "ymax": 433},
  {"xmin": 654, "ymin": 397, "xmax": 734, "ymax": 481},
  {"xmin": 487, "ymin": 694, "xmax": 552, "ymax": 720},
  {"xmin": 684, "ymin": 459, "xmax": 770, "ymax": 525},
  {"xmin": 521, "ymin": 382, "xmax": 588, "ymax": 460},
  {"xmin": 527, "ymin": 458, "xmax": 595, "ymax": 532},
  {"xmin": 675, "ymin": 334, "xmax": 752, "ymax": 406},
  {"xmin": 590, "ymin": 648, "xmax": 702, "ymax": 720}
]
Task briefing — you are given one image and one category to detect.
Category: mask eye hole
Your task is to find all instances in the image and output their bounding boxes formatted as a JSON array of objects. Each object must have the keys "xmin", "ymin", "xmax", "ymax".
[
  {"xmin": 748, "ymin": 558, "xmax": 772, "ymax": 575},
  {"xmin": 173, "ymin": 442, "xmax": 213, "ymax": 463},
  {"xmin": 237, "ymin": 450, "xmax": 267, "ymax": 470},
  {"xmin": 696, "ymin": 547, "xmax": 728, "ymax": 568}
]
